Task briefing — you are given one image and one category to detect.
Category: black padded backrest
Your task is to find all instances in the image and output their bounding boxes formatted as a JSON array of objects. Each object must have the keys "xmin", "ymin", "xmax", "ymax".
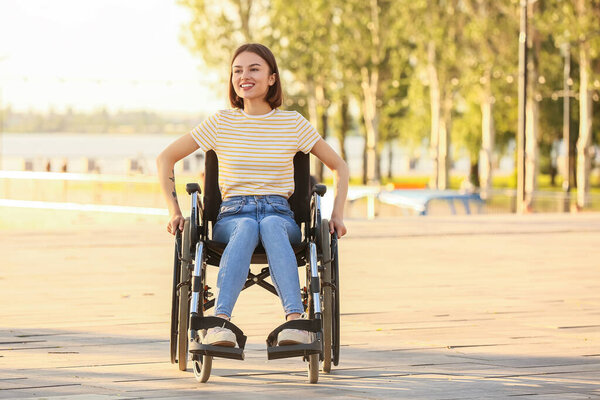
[
  {"xmin": 203, "ymin": 150, "xmax": 221, "ymax": 222},
  {"xmin": 201, "ymin": 150, "xmax": 310, "ymax": 226},
  {"xmin": 289, "ymin": 152, "xmax": 311, "ymax": 225}
]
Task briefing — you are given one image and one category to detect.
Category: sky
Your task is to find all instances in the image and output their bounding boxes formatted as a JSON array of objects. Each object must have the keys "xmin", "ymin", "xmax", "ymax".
[{"xmin": 0, "ymin": 0, "xmax": 227, "ymax": 113}]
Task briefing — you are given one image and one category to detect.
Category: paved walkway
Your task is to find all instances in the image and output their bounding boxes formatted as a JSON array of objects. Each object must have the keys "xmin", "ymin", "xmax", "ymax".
[{"xmin": 1, "ymin": 213, "xmax": 600, "ymax": 399}]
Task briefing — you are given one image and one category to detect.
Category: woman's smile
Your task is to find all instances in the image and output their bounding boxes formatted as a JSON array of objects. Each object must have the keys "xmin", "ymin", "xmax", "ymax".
[{"xmin": 240, "ymin": 82, "xmax": 255, "ymax": 91}]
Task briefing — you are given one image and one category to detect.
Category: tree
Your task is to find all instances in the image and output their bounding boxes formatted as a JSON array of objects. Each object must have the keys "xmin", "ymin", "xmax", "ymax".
[
  {"xmin": 406, "ymin": 0, "xmax": 467, "ymax": 190},
  {"xmin": 573, "ymin": 0, "xmax": 600, "ymax": 208},
  {"xmin": 178, "ymin": 0, "xmax": 270, "ymax": 83},
  {"xmin": 460, "ymin": 0, "xmax": 519, "ymax": 198},
  {"xmin": 335, "ymin": 0, "xmax": 406, "ymax": 184},
  {"xmin": 269, "ymin": 0, "xmax": 335, "ymax": 182},
  {"xmin": 539, "ymin": 0, "xmax": 600, "ymax": 208}
]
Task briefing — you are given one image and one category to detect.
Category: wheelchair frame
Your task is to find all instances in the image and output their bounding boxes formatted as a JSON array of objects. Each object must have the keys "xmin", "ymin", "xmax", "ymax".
[{"xmin": 169, "ymin": 151, "xmax": 340, "ymax": 384}]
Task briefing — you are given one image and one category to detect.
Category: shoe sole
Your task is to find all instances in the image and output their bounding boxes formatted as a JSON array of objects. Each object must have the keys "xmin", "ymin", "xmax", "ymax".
[
  {"xmin": 277, "ymin": 339, "xmax": 306, "ymax": 346},
  {"xmin": 204, "ymin": 341, "xmax": 236, "ymax": 347}
]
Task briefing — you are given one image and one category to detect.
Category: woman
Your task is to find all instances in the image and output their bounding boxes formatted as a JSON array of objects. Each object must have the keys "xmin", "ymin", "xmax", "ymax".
[{"xmin": 157, "ymin": 43, "xmax": 348, "ymax": 348}]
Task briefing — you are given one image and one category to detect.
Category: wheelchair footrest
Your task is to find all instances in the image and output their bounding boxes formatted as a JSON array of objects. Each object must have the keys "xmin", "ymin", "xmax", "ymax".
[
  {"xmin": 189, "ymin": 343, "xmax": 245, "ymax": 360},
  {"xmin": 267, "ymin": 341, "xmax": 321, "ymax": 360}
]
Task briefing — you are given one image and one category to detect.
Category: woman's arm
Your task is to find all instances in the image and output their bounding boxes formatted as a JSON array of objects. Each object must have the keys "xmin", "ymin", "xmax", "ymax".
[
  {"xmin": 156, "ymin": 134, "xmax": 200, "ymax": 234},
  {"xmin": 310, "ymin": 138, "xmax": 349, "ymax": 237}
]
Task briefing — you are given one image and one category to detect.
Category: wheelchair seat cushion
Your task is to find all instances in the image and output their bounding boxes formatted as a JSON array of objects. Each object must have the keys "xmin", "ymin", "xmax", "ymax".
[{"xmin": 205, "ymin": 240, "xmax": 307, "ymax": 266}]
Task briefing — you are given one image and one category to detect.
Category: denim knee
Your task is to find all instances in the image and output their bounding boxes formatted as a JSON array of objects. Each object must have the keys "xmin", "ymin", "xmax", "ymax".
[{"xmin": 259, "ymin": 215, "xmax": 301, "ymax": 244}]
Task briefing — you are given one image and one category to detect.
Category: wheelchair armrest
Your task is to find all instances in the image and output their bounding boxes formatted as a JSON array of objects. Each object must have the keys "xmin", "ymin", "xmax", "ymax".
[
  {"xmin": 312, "ymin": 184, "xmax": 327, "ymax": 197},
  {"xmin": 186, "ymin": 183, "xmax": 201, "ymax": 195}
]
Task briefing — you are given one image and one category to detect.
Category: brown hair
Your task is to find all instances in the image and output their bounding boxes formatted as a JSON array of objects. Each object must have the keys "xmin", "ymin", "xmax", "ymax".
[{"xmin": 229, "ymin": 43, "xmax": 283, "ymax": 109}]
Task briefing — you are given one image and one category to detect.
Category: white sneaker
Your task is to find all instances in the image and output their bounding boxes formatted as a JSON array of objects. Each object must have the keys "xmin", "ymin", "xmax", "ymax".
[
  {"xmin": 277, "ymin": 328, "xmax": 312, "ymax": 346},
  {"xmin": 202, "ymin": 326, "xmax": 236, "ymax": 347}
]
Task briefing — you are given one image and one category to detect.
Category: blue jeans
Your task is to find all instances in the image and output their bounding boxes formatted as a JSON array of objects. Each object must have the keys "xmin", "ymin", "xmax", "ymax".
[{"xmin": 212, "ymin": 195, "xmax": 303, "ymax": 318}]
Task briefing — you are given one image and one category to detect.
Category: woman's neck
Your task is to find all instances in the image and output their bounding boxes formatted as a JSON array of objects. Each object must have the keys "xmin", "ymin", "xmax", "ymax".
[{"xmin": 243, "ymin": 99, "xmax": 273, "ymax": 115}]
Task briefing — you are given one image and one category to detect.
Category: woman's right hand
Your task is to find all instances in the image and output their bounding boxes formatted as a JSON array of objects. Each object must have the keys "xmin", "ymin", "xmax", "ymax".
[{"xmin": 167, "ymin": 213, "xmax": 185, "ymax": 235}]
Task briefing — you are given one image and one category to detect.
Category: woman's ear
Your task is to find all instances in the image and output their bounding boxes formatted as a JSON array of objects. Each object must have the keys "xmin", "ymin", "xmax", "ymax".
[{"xmin": 269, "ymin": 73, "xmax": 277, "ymax": 86}]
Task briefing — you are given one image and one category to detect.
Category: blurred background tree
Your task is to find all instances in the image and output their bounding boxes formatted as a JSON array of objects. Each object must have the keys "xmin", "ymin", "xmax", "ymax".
[{"xmin": 175, "ymin": 0, "xmax": 600, "ymax": 200}]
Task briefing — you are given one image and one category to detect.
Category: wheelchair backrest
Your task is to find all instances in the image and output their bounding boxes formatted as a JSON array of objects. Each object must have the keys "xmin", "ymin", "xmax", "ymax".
[{"xmin": 202, "ymin": 150, "xmax": 311, "ymax": 226}]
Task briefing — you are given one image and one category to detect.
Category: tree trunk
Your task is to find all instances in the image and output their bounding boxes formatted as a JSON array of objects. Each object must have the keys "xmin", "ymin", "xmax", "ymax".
[
  {"xmin": 315, "ymin": 110, "xmax": 328, "ymax": 182},
  {"xmin": 375, "ymin": 144, "xmax": 382, "ymax": 182},
  {"xmin": 523, "ymin": 0, "xmax": 539, "ymax": 212},
  {"xmin": 338, "ymin": 96, "xmax": 349, "ymax": 162},
  {"xmin": 361, "ymin": 67, "xmax": 380, "ymax": 185},
  {"xmin": 306, "ymin": 82, "xmax": 320, "ymax": 181},
  {"xmin": 234, "ymin": 0, "xmax": 253, "ymax": 42},
  {"xmin": 576, "ymin": 39, "xmax": 593, "ymax": 208},
  {"xmin": 362, "ymin": 130, "xmax": 368, "ymax": 185},
  {"xmin": 427, "ymin": 41, "xmax": 441, "ymax": 189},
  {"xmin": 388, "ymin": 142, "xmax": 393, "ymax": 180},
  {"xmin": 469, "ymin": 158, "xmax": 480, "ymax": 188},
  {"xmin": 479, "ymin": 86, "xmax": 495, "ymax": 199},
  {"xmin": 524, "ymin": 98, "xmax": 538, "ymax": 211},
  {"xmin": 438, "ymin": 104, "xmax": 451, "ymax": 190}
]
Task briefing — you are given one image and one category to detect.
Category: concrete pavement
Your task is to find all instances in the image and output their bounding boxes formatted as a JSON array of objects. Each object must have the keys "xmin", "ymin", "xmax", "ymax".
[{"xmin": 1, "ymin": 213, "xmax": 599, "ymax": 399}]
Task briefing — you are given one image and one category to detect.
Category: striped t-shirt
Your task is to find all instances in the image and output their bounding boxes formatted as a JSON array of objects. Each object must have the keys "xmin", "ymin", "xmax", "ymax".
[{"xmin": 190, "ymin": 108, "xmax": 321, "ymax": 199}]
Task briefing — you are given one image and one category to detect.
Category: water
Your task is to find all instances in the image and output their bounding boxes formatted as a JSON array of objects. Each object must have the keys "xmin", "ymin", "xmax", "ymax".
[{"xmin": 0, "ymin": 132, "xmax": 500, "ymax": 176}]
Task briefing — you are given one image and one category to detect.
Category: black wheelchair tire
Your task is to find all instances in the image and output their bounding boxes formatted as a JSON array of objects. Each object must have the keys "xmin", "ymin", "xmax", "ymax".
[
  {"xmin": 193, "ymin": 354, "xmax": 212, "ymax": 383},
  {"xmin": 331, "ymin": 233, "xmax": 341, "ymax": 366},
  {"xmin": 170, "ymin": 231, "xmax": 183, "ymax": 364},
  {"xmin": 177, "ymin": 219, "xmax": 192, "ymax": 371},
  {"xmin": 320, "ymin": 219, "xmax": 333, "ymax": 373}
]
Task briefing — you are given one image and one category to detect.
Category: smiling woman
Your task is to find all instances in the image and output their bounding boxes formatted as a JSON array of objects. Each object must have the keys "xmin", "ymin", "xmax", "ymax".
[{"xmin": 156, "ymin": 42, "xmax": 348, "ymax": 353}]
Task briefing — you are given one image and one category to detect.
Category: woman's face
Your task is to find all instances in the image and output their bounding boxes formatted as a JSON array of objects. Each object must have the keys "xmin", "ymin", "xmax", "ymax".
[{"xmin": 231, "ymin": 51, "xmax": 276, "ymax": 105}]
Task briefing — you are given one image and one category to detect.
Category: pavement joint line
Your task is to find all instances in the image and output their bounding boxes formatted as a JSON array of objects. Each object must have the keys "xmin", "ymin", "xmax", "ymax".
[
  {"xmin": 0, "ymin": 383, "xmax": 82, "ymax": 391},
  {"xmin": 1, "ymin": 346, "xmax": 61, "ymax": 351},
  {"xmin": 17, "ymin": 360, "xmax": 168, "ymax": 370},
  {"xmin": 13, "ymin": 333, "xmax": 74, "ymax": 337},
  {"xmin": 389, "ymin": 325, "xmax": 480, "ymax": 331},
  {"xmin": 370, "ymin": 346, "xmax": 448, "ymax": 352},
  {"xmin": 446, "ymin": 344, "xmax": 510, "ymax": 349},
  {"xmin": 484, "ymin": 369, "xmax": 600, "ymax": 379},
  {"xmin": 113, "ymin": 377, "xmax": 190, "ymax": 383},
  {"xmin": 0, "ymin": 340, "xmax": 46, "ymax": 345},
  {"xmin": 329, "ymin": 372, "xmax": 463, "ymax": 380},
  {"xmin": 558, "ymin": 324, "xmax": 600, "ymax": 329},
  {"xmin": 344, "ymin": 229, "xmax": 600, "ymax": 239},
  {"xmin": 219, "ymin": 364, "xmax": 398, "ymax": 378},
  {"xmin": 0, "ymin": 339, "xmax": 169, "ymax": 351}
]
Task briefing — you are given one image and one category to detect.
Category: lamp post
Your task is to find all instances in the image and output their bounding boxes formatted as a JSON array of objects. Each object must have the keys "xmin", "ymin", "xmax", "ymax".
[{"xmin": 516, "ymin": 0, "xmax": 528, "ymax": 213}]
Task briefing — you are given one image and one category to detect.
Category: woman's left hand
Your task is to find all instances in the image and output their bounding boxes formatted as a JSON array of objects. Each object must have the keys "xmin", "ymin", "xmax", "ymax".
[{"xmin": 329, "ymin": 214, "xmax": 347, "ymax": 238}]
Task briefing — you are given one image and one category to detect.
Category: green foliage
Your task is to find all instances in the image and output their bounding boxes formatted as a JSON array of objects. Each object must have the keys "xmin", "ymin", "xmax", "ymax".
[{"xmin": 175, "ymin": 0, "xmax": 600, "ymax": 186}]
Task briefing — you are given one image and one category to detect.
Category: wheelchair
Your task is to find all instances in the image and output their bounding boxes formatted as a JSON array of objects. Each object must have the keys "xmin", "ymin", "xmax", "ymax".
[{"xmin": 169, "ymin": 150, "xmax": 340, "ymax": 384}]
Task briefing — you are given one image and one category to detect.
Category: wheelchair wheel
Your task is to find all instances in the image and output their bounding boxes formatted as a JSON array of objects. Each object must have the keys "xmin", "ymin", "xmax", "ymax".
[
  {"xmin": 192, "ymin": 351, "xmax": 212, "ymax": 383},
  {"xmin": 177, "ymin": 219, "xmax": 192, "ymax": 371},
  {"xmin": 331, "ymin": 233, "xmax": 341, "ymax": 366},
  {"xmin": 319, "ymin": 219, "xmax": 333, "ymax": 373},
  {"xmin": 170, "ymin": 230, "xmax": 183, "ymax": 364}
]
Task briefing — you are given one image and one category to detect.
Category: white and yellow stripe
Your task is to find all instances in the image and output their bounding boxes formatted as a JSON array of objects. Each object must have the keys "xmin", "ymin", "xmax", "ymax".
[{"xmin": 190, "ymin": 108, "xmax": 321, "ymax": 199}]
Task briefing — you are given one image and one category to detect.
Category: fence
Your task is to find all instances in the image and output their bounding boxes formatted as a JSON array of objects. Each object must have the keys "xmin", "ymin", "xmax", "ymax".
[{"xmin": 1, "ymin": 171, "xmax": 599, "ymax": 219}]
